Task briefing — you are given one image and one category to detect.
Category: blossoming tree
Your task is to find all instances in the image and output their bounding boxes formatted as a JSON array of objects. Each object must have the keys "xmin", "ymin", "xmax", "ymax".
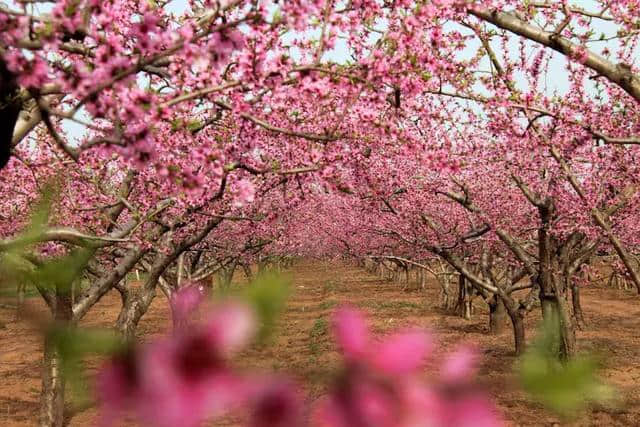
[{"xmin": 1, "ymin": 0, "xmax": 639, "ymax": 426}]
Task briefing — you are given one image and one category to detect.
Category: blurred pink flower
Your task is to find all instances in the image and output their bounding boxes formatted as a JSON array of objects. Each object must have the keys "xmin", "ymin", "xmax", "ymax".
[
  {"xmin": 441, "ymin": 345, "xmax": 479, "ymax": 384},
  {"xmin": 314, "ymin": 306, "xmax": 502, "ymax": 427},
  {"xmin": 247, "ymin": 376, "xmax": 303, "ymax": 427},
  {"xmin": 98, "ymin": 303, "xmax": 256, "ymax": 427},
  {"xmin": 98, "ymin": 304, "xmax": 500, "ymax": 427},
  {"xmin": 333, "ymin": 306, "xmax": 432, "ymax": 375},
  {"xmin": 96, "ymin": 348, "xmax": 142, "ymax": 427},
  {"xmin": 170, "ymin": 284, "xmax": 205, "ymax": 329}
]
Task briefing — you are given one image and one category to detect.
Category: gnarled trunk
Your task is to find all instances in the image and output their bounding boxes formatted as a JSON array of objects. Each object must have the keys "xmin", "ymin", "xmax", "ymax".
[
  {"xmin": 457, "ymin": 275, "xmax": 472, "ymax": 320},
  {"xmin": 488, "ymin": 294, "xmax": 507, "ymax": 334},
  {"xmin": 40, "ymin": 336, "xmax": 65, "ymax": 427},
  {"xmin": 115, "ymin": 288, "xmax": 155, "ymax": 341},
  {"xmin": 538, "ymin": 201, "xmax": 576, "ymax": 360},
  {"xmin": 571, "ymin": 282, "xmax": 585, "ymax": 328},
  {"xmin": 503, "ymin": 299, "xmax": 526, "ymax": 356},
  {"xmin": 242, "ymin": 263, "xmax": 253, "ymax": 282}
]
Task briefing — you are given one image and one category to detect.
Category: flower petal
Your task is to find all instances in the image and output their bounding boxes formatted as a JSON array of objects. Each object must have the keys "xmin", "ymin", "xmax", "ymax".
[
  {"xmin": 248, "ymin": 376, "xmax": 302, "ymax": 427},
  {"xmin": 332, "ymin": 306, "xmax": 369, "ymax": 360},
  {"xmin": 371, "ymin": 330, "xmax": 432, "ymax": 376},
  {"xmin": 447, "ymin": 395, "xmax": 502, "ymax": 427},
  {"xmin": 204, "ymin": 302, "xmax": 256, "ymax": 355},
  {"xmin": 441, "ymin": 345, "xmax": 478, "ymax": 384},
  {"xmin": 170, "ymin": 285, "xmax": 204, "ymax": 327}
]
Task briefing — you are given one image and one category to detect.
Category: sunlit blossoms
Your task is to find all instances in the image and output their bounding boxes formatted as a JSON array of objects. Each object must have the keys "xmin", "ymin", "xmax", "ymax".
[{"xmin": 1, "ymin": 0, "xmax": 639, "ymax": 425}]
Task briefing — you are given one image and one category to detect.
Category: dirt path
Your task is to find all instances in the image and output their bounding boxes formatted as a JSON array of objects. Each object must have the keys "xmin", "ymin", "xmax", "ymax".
[{"xmin": 2, "ymin": 261, "xmax": 640, "ymax": 426}]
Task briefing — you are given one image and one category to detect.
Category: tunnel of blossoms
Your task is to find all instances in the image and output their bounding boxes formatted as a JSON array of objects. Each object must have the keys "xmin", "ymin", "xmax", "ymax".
[{"xmin": 1, "ymin": 0, "xmax": 640, "ymax": 426}]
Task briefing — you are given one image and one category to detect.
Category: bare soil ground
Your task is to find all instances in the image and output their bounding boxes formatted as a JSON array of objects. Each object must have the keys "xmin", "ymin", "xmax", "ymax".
[{"xmin": 2, "ymin": 261, "xmax": 640, "ymax": 426}]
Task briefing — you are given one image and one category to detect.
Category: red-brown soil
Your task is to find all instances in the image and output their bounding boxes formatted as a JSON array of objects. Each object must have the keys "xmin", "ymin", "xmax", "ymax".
[{"xmin": 1, "ymin": 261, "xmax": 640, "ymax": 426}]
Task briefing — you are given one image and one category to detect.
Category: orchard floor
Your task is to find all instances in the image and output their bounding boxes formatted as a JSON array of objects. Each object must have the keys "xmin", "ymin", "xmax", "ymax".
[{"xmin": 2, "ymin": 260, "xmax": 640, "ymax": 426}]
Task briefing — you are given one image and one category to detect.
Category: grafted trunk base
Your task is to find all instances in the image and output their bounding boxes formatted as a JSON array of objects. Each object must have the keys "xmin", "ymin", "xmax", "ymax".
[{"xmin": 40, "ymin": 338, "xmax": 65, "ymax": 427}]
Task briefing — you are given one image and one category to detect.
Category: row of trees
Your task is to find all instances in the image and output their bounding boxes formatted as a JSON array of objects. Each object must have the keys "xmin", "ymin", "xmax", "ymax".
[{"xmin": 1, "ymin": 0, "xmax": 639, "ymax": 425}]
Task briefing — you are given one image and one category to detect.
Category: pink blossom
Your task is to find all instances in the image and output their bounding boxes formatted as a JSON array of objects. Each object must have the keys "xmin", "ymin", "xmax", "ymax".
[
  {"xmin": 441, "ymin": 345, "xmax": 479, "ymax": 384},
  {"xmin": 333, "ymin": 306, "xmax": 369, "ymax": 360},
  {"xmin": 234, "ymin": 179, "xmax": 256, "ymax": 207},
  {"xmin": 314, "ymin": 307, "xmax": 501, "ymax": 427},
  {"xmin": 170, "ymin": 285, "xmax": 205, "ymax": 328},
  {"xmin": 96, "ymin": 348, "xmax": 142, "ymax": 427},
  {"xmin": 247, "ymin": 377, "xmax": 303, "ymax": 427},
  {"xmin": 16, "ymin": 57, "xmax": 48, "ymax": 88},
  {"xmin": 97, "ymin": 303, "xmax": 256, "ymax": 427}
]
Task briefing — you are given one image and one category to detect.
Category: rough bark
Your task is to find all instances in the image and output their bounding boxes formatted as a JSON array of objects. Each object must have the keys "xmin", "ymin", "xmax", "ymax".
[
  {"xmin": 503, "ymin": 298, "xmax": 526, "ymax": 356},
  {"xmin": 457, "ymin": 275, "xmax": 472, "ymax": 320},
  {"xmin": 535, "ymin": 199, "xmax": 575, "ymax": 359},
  {"xmin": 0, "ymin": 58, "xmax": 20, "ymax": 170},
  {"xmin": 73, "ymin": 247, "xmax": 147, "ymax": 321},
  {"xmin": 242, "ymin": 263, "xmax": 253, "ymax": 281},
  {"xmin": 488, "ymin": 294, "xmax": 507, "ymax": 334},
  {"xmin": 541, "ymin": 296, "xmax": 576, "ymax": 360},
  {"xmin": 40, "ymin": 288, "xmax": 72, "ymax": 427},
  {"xmin": 571, "ymin": 281, "xmax": 585, "ymax": 327}
]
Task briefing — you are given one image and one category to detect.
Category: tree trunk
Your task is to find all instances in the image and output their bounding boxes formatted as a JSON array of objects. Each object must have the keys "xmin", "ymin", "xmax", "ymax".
[
  {"xmin": 537, "ymin": 201, "xmax": 575, "ymax": 359},
  {"xmin": 218, "ymin": 259, "xmax": 238, "ymax": 290},
  {"xmin": 242, "ymin": 263, "xmax": 253, "ymax": 282},
  {"xmin": 176, "ymin": 253, "xmax": 184, "ymax": 287},
  {"xmin": 513, "ymin": 314, "xmax": 525, "ymax": 356},
  {"xmin": 40, "ymin": 336, "xmax": 65, "ymax": 427},
  {"xmin": 40, "ymin": 289, "xmax": 72, "ymax": 427},
  {"xmin": 115, "ymin": 289, "xmax": 154, "ymax": 341},
  {"xmin": 488, "ymin": 294, "xmax": 507, "ymax": 334},
  {"xmin": 540, "ymin": 296, "xmax": 576, "ymax": 360},
  {"xmin": 439, "ymin": 277, "xmax": 452, "ymax": 310},
  {"xmin": 457, "ymin": 275, "xmax": 471, "ymax": 319},
  {"xmin": 571, "ymin": 282, "xmax": 585, "ymax": 327},
  {"xmin": 557, "ymin": 293, "xmax": 576, "ymax": 359},
  {"xmin": 503, "ymin": 299, "xmax": 526, "ymax": 356},
  {"xmin": 170, "ymin": 296, "xmax": 189, "ymax": 331},
  {"xmin": 592, "ymin": 211, "xmax": 640, "ymax": 294},
  {"xmin": 116, "ymin": 302, "xmax": 140, "ymax": 341}
]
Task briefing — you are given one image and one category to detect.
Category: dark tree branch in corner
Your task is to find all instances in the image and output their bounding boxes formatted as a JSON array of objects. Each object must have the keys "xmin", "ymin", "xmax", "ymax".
[{"xmin": 0, "ymin": 57, "xmax": 21, "ymax": 170}]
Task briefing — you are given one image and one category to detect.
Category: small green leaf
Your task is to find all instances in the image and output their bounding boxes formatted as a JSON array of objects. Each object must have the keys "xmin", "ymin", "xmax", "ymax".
[
  {"xmin": 186, "ymin": 119, "xmax": 202, "ymax": 132},
  {"xmin": 242, "ymin": 272, "xmax": 290, "ymax": 342},
  {"xmin": 48, "ymin": 326, "xmax": 124, "ymax": 407},
  {"xmin": 30, "ymin": 248, "xmax": 94, "ymax": 292},
  {"xmin": 518, "ymin": 316, "xmax": 616, "ymax": 417}
]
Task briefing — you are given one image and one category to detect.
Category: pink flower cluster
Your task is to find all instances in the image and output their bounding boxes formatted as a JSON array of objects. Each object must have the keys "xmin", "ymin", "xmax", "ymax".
[
  {"xmin": 234, "ymin": 179, "xmax": 257, "ymax": 207},
  {"xmin": 97, "ymin": 294, "xmax": 501, "ymax": 427},
  {"xmin": 315, "ymin": 307, "xmax": 501, "ymax": 427},
  {"xmin": 98, "ymin": 300, "xmax": 256, "ymax": 427}
]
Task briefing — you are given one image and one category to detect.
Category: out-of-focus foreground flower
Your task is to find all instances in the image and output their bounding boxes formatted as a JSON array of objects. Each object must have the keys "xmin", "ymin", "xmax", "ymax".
[
  {"xmin": 314, "ymin": 306, "xmax": 502, "ymax": 427},
  {"xmin": 97, "ymin": 300, "xmax": 256, "ymax": 427},
  {"xmin": 97, "ymin": 302, "xmax": 502, "ymax": 427}
]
